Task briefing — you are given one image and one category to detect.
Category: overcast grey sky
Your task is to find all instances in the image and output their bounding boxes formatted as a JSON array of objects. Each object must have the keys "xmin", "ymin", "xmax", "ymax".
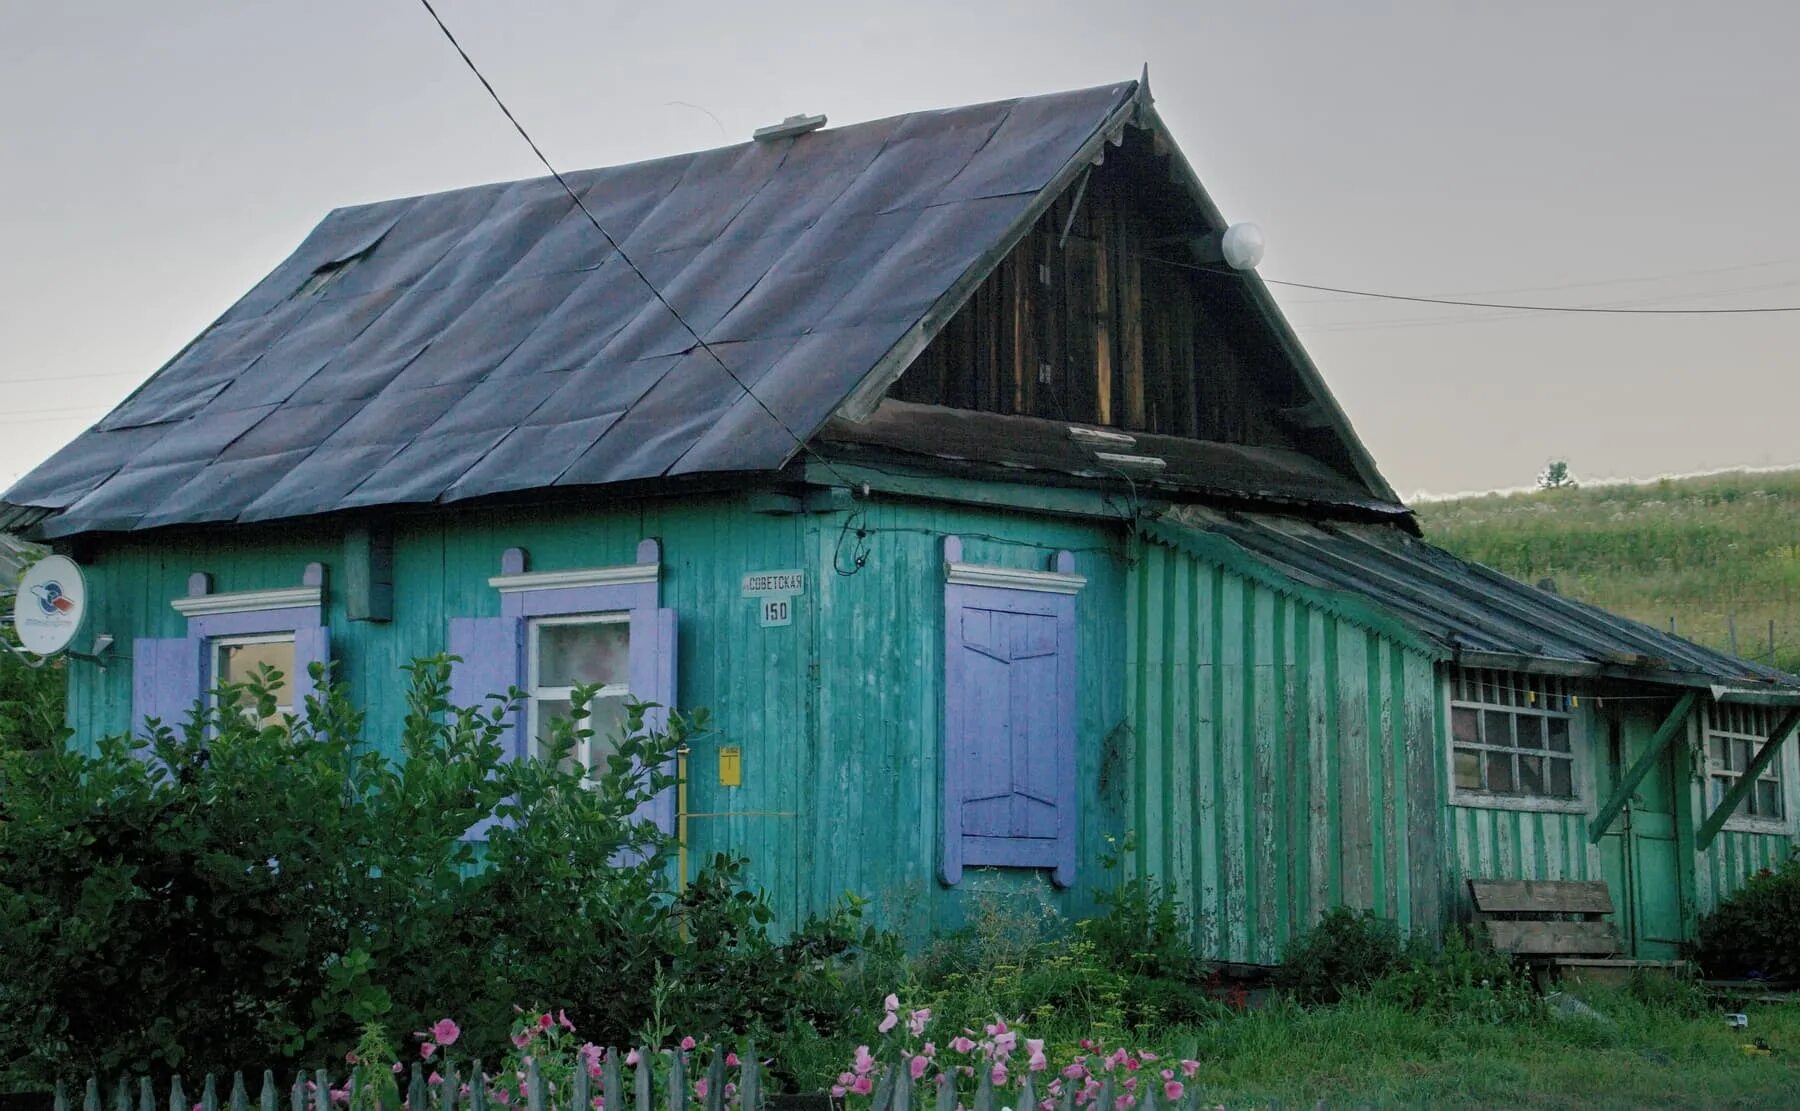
[{"xmin": 2, "ymin": 1, "xmax": 1796, "ymax": 498}]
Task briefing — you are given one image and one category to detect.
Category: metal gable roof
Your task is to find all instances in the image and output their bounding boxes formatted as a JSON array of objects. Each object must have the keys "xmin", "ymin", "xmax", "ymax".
[
  {"xmin": 5, "ymin": 81, "xmax": 1144, "ymax": 538},
  {"xmin": 1152, "ymin": 507, "xmax": 1800, "ymax": 700}
]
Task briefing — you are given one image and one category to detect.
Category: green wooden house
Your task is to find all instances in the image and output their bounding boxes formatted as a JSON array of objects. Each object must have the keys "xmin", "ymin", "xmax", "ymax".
[{"xmin": 6, "ymin": 78, "xmax": 1797, "ymax": 963}]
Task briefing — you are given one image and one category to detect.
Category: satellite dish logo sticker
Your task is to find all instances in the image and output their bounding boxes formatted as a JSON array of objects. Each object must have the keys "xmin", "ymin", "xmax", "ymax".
[
  {"xmin": 12, "ymin": 555, "xmax": 86, "ymax": 656},
  {"xmin": 32, "ymin": 580, "xmax": 76, "ymax": 616}
]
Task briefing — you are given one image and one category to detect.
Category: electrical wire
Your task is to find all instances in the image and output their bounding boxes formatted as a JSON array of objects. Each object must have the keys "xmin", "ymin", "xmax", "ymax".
[
  {"xmin": 1142, "ymin": 254, "xmax": 1800, "ymax": 315},
  {"xmin": 413, "ymin": 0, "xmax": 859, "ymax": 490}
]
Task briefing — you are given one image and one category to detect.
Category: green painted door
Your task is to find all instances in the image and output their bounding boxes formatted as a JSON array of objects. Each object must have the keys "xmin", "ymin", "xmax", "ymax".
[{"xmin": 1610, "ymin": 714, "xmax": 1687, "ymax": 958}]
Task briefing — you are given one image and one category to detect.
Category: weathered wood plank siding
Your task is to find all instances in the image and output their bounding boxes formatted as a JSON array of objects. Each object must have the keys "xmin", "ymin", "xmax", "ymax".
[
  {"xmin": 65, "ymin": 492, "xmax": 1130, "ymax": 940},
  {"xmin": 1125, "ymin": 535, "xmax": 1442, "ymax": 964},
  {"xmin": 1681, "ymin": 707, "xmax": 1800, "ymax": 916}
]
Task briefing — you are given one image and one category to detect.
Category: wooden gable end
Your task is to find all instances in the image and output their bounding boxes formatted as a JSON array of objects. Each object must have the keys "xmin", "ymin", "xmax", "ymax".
[{"xmin": 889, "ymin": 125, "xmax": 1351, "ymax": 477}]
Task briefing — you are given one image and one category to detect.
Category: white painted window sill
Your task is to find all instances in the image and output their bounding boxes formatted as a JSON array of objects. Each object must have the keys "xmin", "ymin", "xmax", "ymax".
[{"xmin": 1451, "ymin": 790, "xmax": 1588, "ymax": 817}]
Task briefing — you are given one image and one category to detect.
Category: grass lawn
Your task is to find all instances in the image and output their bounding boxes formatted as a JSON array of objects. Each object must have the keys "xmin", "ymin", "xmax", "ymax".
[{"xmin": 1164, "ymin": 989, "xmax": 1800, "ymax": 1109}]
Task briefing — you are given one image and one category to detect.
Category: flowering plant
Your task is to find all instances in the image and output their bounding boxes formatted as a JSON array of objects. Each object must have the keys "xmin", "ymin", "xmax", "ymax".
[{"xmin": 831, "ymin": 994, "xmax": 1213, "ymax": 1111}]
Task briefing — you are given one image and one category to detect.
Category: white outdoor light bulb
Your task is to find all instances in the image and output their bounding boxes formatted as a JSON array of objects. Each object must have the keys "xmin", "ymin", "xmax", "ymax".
[{"xmin": 1220, "ymin": 222, "xmax": 1265, "ymax": 270}]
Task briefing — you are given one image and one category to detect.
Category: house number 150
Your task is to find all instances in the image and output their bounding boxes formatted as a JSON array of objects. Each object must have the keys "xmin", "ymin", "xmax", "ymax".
[{"xmin": 759, "ymin": 597, "xmax": 792, "ymax": 627}]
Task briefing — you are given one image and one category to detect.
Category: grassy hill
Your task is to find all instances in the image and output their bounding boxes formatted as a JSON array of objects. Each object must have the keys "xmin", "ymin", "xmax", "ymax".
[{"xmin": 1416, "ymin": 469, "xmax": 1800, "ymax": 676}]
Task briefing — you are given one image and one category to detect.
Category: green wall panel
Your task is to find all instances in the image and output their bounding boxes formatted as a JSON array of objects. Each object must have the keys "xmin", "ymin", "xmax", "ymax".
[
  {"xmin": 1125, "ymin": 536, "xmax": 1441, "ymax": 965},
  {"xmin": 63, "ymin": 492, "xmax": 1130, "ymax": 942}
]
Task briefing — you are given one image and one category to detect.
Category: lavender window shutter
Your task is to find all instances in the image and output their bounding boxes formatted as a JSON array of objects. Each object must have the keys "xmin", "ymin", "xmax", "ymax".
[
  {"xmin": 942, "ymin": 583, "xmax": 1078, "ymax": 889},
  {"xmin": 291, "ymin": 625, "xmax": 332, "ymax": 720},
  {"xmin": 627, "ymin": 606, "xmax": 680, "ymax": 834},
  {"xmin": 449, "ymin": 615, "xmax": 523, "ymax": 841},
  {"xmin": 448, "ymin": 616, "xmax": 524, "ymax": 759},
  {"xmin": 132, "ymin": 636, "xmax": 206, "ymax": 746}
]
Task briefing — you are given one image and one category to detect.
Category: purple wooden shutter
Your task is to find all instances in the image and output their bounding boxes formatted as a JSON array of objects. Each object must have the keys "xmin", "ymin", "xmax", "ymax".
[
  {"xmin": 132, "ymin": 636, "xmax": 206, "ymax": 744},
  {"xmin": 628, "ymin": 606, "xmax": 679, "ymax": 834},
  {"xmin": 291, "ymin": 625, "xmax": 332, "ymax": 720},
  {"xmin": 449, "ymin": 615, "xmax": 523, "ymax": 841},
  {"xmin": 942, "ymin": 587, "xmax": 1078, "ymax": 888}
]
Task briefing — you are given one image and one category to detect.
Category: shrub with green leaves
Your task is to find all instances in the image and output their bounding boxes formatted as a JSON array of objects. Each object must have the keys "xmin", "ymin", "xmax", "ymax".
[
  {"xmin": 1274, "ymin": 908, "xmax": 1403, "ymax": 1005},
  {"xmin": 0, "ymin": 656, "xmax": 866, "ymax": 1087},
  {"xmin": 1366, "ymin": 928, "xmax": 1539, "ymax": 1024},
  {"xmin": 1695, "ymin": 855, "xmax": 1800, "ymax": 982}
]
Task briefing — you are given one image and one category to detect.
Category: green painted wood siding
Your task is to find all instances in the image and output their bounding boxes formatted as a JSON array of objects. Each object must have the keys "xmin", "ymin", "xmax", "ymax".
[
  {"xmin": 64, "ymin": 492, "xmax": 1130, "ymax": 940},
  {"xmin": 1125, "ymin": 535, "xmax": 1443, "ymax": 965}
]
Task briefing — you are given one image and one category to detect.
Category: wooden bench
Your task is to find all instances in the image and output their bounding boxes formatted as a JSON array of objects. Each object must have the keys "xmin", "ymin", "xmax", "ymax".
[{"xmin": 1467, "ymin": 879, "xmax": 1620, "ymax": 959}]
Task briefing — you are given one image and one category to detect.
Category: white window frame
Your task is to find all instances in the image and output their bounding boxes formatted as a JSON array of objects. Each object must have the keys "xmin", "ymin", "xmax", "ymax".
[
  {"xmin": 209, "ymin": 632, "xmax": 299, "ymax": 725},
  {"xmin": 525, "ymin": 612, "xmax": 632, "ymax": 779},
  {"xmin": 1704, "ymin": 702, "xmax": 1797, "ymax": 835},
  {"xmin": 1447, "ymin": 667, "xmax": 1589, "ymax": 815}
]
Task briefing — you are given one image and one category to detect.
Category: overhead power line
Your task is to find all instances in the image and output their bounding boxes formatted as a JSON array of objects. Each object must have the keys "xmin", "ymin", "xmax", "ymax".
[
  {"xmin": 1147, "ymin": 255, "xmax": 1800, "ymax": 315},
  {"xmin": 413, "ymin": 0, "xmax": 856, "ymax": 487}
]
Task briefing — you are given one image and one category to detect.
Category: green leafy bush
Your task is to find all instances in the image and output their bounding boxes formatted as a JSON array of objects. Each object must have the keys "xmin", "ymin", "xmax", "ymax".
[
  {"xmin": 1366, "ymin": 928, "xmax": 1539, "ymax": 1023},
  {"xmin": 0, "ymin": 657, "xmax": 864, "ymax": 1086},
  {"xmin": 1274, "ymin": 908, "xmax": 1403, "ymax": 1005},
  {"xmin": 1695, "ymin": 855, "xmax": 1800, "ymax": 982}
]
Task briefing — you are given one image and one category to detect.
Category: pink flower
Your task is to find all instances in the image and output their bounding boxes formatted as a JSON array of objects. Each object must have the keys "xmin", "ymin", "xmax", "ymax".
[
  {"xmin": 850, "ymin": 1077, "xmax": 873, "ymax": 1096},
  {"xmin": 909, "ymin": 1009, "xmax": 931, "ymax": 1037},
  {"xmin": 680, "ymin": 1036, "xmax": 697, "ymax": 1052},
  {"xmin": 726, "ymin": 1053, "xmax": 740, "ymax": 1067},
  {"xmin": 994, "ymin": 1030, "xmax": 1017, "ymax": 1056},
  {"xmin": 495, "ymin": 1091, "xmax": 511, "ymax": 1106},
  {"xmin": 1179, "ymin": 1060, "xmax": 1200, "ymax": 1079},
  {"xmin": 1139, "ymin": 1052, "xmax": 1159, "ymax": 1063},
  {"xmin": 434, "ymin": 1018, "xmax": 461, "ymax": 1046},
  {"xmin": 1160, "ymin": 1070, "xmax": 1173, "ymax": 1081},
  {"xmin": 391, "ymin": 1063, "xmax": 404, "ymax": 1074},
  {"xmin": 558, "ymin": 1009, "xmax": 576, "ymax": 1031},
  {"xmin": 910, "ymin": 1055, "xmax": 930, "ymax": 1081},
  {"xmin": 694, "ymin": 1080, "xmax": 709, "ymax": 1099},
  {"xmin": 422, "ymin": 1043, "xmax": 437, "ymax": 1059},
  {"xmin": 878, "ymin": 1013, "xmax": 898, "ymax": 1034},
  {"xmin": 539, "ymin": 1012, "xmax": 554, "ymax": 1031},
  {"xmin": 838, "ymin": 1073, "xmax": 856, "ymax": 1088},
  {"xmin": 950, "ymin": 1036, "xmax": 976, "ymax": 1055},
  {"xmin": 512, "ymin": 1031, "xmax": 532, "ymax": 1049},
  {"xmin": 345, "ymin": 1052, "xmax": 359, "ymax": 1065},
  {"xmin": 990, "ymin": 1064, "xmax": 1008, "ymax": 1087},
  {"xmin": 1062, "ymin": 1064, "xmax": 1086, "ymax": 1081},
  {"xmin": 830, "ymin": 1088, "xmax": 847, "ymax": 1099},
  {"xmin": 1123, "ymin": 1057, "xmax": 1141, "ymax": 1072},
  {"xmin": 627, "ymin": 1050, "xmax": 641, "ymax": 1066},
  {"xmin": 922, "ymin": 1042, "xmax": 937, "ymax": 1057},
  {"xmin": 428, "ymin": 1073, "xmax": 443, "ymax": 1086},
  {"xmin": 1163, "ymin": 1082, "xmax": 1184, "ymax": 1102},
  {"xmin": 853, "ymin": 1045, "xmax": 876, "ymax": 1076},
  {"xmin": 1027, "ymin": 1040, "xmax": 1047, "ymax": 1073},
  {"xmin": 884, "ymin": 993, "xmax": 901, "ymax": 1013}
]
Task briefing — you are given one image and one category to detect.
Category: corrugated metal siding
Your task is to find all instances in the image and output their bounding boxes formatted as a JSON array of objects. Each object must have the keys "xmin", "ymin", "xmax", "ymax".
[
  {"xmin": 1126, "ymin": 535, "xmax": 1442, "ymax": 965},
  {"xmin": 64, "ymin": 493, "xmax": 1130, "ymax": 939}
]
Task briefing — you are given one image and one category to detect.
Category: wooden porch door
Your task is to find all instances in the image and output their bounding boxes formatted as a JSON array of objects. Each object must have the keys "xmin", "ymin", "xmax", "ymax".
[{"xmin": 1601, "ymin": 710, "xmax": 1687, "ymax": 958}]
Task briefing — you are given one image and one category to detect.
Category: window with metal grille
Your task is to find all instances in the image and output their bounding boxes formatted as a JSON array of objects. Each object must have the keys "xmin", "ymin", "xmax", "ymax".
[
  {"xmin": 1450, "ymin": 668, "xmax": 1577, "ymax": 801},
  {"xmin": 1705, "ymin": 702, "xmax": 1786, "ymax": 824}
]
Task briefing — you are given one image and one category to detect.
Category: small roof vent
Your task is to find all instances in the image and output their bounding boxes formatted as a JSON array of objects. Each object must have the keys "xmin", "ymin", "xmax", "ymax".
[{"xmin": 754, "ymin": 113, "xmax": 827, "ymax": 142}]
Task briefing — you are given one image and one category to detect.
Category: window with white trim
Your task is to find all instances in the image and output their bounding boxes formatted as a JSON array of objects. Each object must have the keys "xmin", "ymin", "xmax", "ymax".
[
  {"xmin": 1706, "ymin": 703, "xmax": 1785, "ymax": 823},
  {"xmin": 1450, "ymin": 668, "xmax": 1577, "ymax": 800},
  {"xmin": 526, "ymin": 614, "xmax": 632, "ymax": 778},
  {"xmin": 211, "ymin": 633, "xmax": 298, "ymax": 727}
]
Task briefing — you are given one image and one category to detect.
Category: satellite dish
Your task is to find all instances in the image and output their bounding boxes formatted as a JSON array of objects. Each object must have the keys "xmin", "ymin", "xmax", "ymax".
[
  {"xmin": 1220, "ymin": 222, "xmax": 1265, "ymax": 270},
  {"xmin": 11, "ymin": 554, "xmax": 86, "ymax": 656}
]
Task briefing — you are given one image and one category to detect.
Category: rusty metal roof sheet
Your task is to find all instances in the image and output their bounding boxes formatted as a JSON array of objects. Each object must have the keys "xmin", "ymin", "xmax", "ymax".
[{"xmin": 1155, "ymin": 506, "xmax": 1800, "ymax": 697}]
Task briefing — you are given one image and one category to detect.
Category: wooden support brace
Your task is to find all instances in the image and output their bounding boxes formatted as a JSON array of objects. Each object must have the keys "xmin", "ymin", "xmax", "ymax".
[
  {"xmin": 1589, "ymin": 691, "xmax": 1695, "ymax": 843},
  {"xmin": 1696, "ymin": 705, "xmax": 1800, "ymax": 849}
]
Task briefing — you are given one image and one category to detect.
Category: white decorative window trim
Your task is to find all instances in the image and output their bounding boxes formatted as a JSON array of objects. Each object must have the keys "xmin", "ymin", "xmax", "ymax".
[
  {"xmin": 1704, "ymin": 701, "xmax": 1797, "ymax": 836},
  {"xmin": 1445, "ymin": 666, "xmax": 1591, "ymax": 815},
  {"xmin": 171, "ymin": 586, "xmax": 321, "ymax": 617},
  {"xmin": 488, "ymin": 563, "xmax": 660, "ymax": 594},
  {"xmin": 944, "ymin": 563, "xmax": 1087, "ymax": 595}
]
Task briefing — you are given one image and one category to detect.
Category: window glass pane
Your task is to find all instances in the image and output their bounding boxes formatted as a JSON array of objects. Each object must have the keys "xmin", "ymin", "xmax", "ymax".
[
  {"xmin": 1486, "ymin": 751, "xmax": 1515, "ymax": 793},
  {"xmin": 1547, "ymin": 716, "xmax": 1570, "ymax": 752},
  {"xmin": 538, "ymin": 620, "xmax": 630, "ymax": 688},
  {"xmin": 1732, "ymin": 738, "xmax": 1753, "ymax": 773},
  {"xmin": 1483, "ymin": 709, "xmax": 1513, "ymax": 750},
  {"xmin": 1517, "ymin": 716, "xmax": 1544, "ymax": 750},
  {"xmin": 534, "ymin": 697, "xmax": 576, "ymax": 762},
  {"xmin": 1549, "ymin": 758, "xmax": 1573, "ymax": 797},
  {"xmin": 1452, "ymin": 707, "xmax": 1479, "ymax": 746},
  {"xmin": 1711, "ymin": 775, "xmax": 1732, "ymax": 809},
  {"xmin": 1454, "ymin": 748, "xmax": 1482, "ymax": 790},
  {"xmin": 217, "ymin": 638, "xmax": 296, "ymax": 724},
  {"xmin": 1754, "ymin": 778, "xmax": 1781, "ymax": 819},
  {"xmin": 583, "ymin": 696, "xmax": 629, "ymax": 774},
  {"xmin": 1517, "ymin": 754, "xmax": 1545, "ymax": 795}
]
